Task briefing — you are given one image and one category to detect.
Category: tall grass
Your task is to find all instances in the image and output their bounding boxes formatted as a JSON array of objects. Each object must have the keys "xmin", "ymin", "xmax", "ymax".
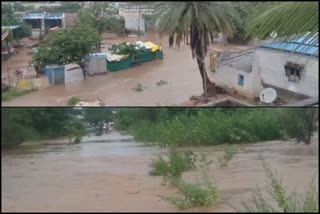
[{"xmin": 239, "ymin": 155, "xmax": 319, "ymax": 212}]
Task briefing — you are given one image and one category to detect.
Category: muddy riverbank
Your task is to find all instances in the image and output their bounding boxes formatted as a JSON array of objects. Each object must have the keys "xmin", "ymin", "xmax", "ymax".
[{"xmin": 2, "ymin": 132, "xmax": 318, "ymax": 212}]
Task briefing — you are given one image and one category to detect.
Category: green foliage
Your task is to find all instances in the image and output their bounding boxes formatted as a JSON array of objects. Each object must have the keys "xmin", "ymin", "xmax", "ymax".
[
  {"xmin": 58, "ymin": 2, "xmax": 81, "ymax": 12},
  {"xmin": 116, "ymin": 108, "xmax": 290, "ymax": 147},
  {"xmin": 149, "ymin": 157, "xmax": 169, "ymax": 176},
  {"xmin": 1, "ymin": 108, "xmax": 80, "ymax": 148},
  {"xmin": 2, "ymin": 4, "xmax": 32, "ymax": 38},
  {"xmin": 67, "ymin": 119, "xmax": 86, "ymax": 144},
  {"xmin": 163, "ymin": 178, "xmax": 218, "ymax": 209},
  {"xmin": 111, "ymin": 42, "xmax": 146, "ymax": 56},
  {"xmin": 280, "ymin": 108, "xmax": 318, "ymax": 144},
  {"xmin": 2, "ymin": 88, "xmax": 35, "ymax": 101},
  {"xmin": 83, "ymin": 108, "xmax": 114, "ymax": 125},
  {"xmin": 218, "ymin": 144, "xmax": 239, "ymax": 168},
  {"xmin": 149, "ymin": 149, "xmax": 196, "ymax": 180},
  {"xmin": 33, "ymin": 23, "xmax": 99, "ymax": 68},
  {"xmin": 67, "ymin": 96, "xmax": 82, "ymax": 106},
  {"xmin": 247, "ymin": 2, "xmax": 318, "ymax": 55},
  {"xmin": 240, "ymin": 155, "xmax": 319, "ymax": 212},
  {"xmin": 149, "ymin": 148, "xmax": 196, "ymax": 179}
]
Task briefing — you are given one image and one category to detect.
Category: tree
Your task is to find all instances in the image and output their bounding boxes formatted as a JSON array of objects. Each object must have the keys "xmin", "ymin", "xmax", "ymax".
[
  {"xmin": 282, "ymin": 108, "xmax": 318, "ymax": 144},
  {"xmin": 66, "ymin": 119, "xmax": 86, "ymax": 144},
  {"xmin": 58, "ymin": 2, "xmax": 81, "ymax": 12},
  {"xmin": 154, "ymin": 2, "xmax": 233, "ymax": 100},
  {"xmin": 247, "ymin": 2, "xmax": 318, "ymax": 53},
  {"xmin": 2, "ymin": 4, "xmax": 32, "ymax": 39},
  {"xmin": 77, "ymin": 3, "xmax": 125, "ymax": 49},
  {"xmin": 33, "ymin": 23, "xmax": 99, "ymax": 78}
]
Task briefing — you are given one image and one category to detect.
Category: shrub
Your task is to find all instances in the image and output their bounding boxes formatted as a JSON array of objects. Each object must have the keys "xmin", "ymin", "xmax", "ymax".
[
  {"xmin": 2, "ymin": 88, "xmax": 35, "ymax": 101},
  {"xmin": 67, "ymin": 96, "xmax": 81, "ymax": 106},
  {"xmin": 163, "ymin": 178, "xmax": 218, "ymax": 209},
  {"xmin": 149, "ymin": 157, "xmax": 169, "ymax": 176},
  {"xmin": 149, "ymin": 148, "xmax": 196, "ymax": 179}
]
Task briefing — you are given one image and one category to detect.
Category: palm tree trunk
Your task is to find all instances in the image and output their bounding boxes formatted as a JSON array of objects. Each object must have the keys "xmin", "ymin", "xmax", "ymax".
[{"xmin": 195, "ymin": 42, "xmax": 216, "ymax": 98}]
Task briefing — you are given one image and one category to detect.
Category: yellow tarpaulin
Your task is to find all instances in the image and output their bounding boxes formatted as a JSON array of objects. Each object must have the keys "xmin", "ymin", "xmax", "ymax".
[{"xmin": 144, "ymin": 41, "xmax": 161, "ymax": 52}]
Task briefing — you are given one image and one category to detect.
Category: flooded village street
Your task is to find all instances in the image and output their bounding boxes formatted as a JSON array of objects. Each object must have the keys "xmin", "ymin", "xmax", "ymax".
[
  {"xmin": 2, "ymin": 34, "xmax": 204, "ymax": 106},
  {"xmin": 2, "ymin": 131, "xmax": 318, "ymax": 212}
]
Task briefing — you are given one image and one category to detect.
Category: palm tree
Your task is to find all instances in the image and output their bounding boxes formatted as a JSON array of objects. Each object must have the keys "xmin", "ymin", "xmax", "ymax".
[
  {"xmin": 154, "ymin": 2, "xmax": 233, "ymax": 100},
  {"xmin": 247, "ymin": 2, "xmax": 318, "ymax": 53}
]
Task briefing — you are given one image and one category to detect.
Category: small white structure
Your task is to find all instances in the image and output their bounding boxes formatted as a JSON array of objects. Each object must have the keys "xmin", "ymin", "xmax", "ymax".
[
  {"xmin": 212, "ymin": 35, "xmax": 319, "ymax": 100},
  {"xmin": 64, "ymin": 64, "xmax": 84, "ymax": 84},
  {"xmin": 84, "ymin": 53, "xmax": 107, "ymax": 75}
]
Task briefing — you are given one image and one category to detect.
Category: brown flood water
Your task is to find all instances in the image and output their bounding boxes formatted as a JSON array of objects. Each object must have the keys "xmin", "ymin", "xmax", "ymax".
[
  {"xmin": 2, "ymin": 33, "xmax": 251, "ymax": 106},
  {"xmin": 2, "ymin": 132, "xmax": 318, "ymax": 212}
]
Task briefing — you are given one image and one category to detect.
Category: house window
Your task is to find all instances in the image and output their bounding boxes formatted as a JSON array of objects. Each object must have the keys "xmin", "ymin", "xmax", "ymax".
[
  {"xmin": 238, "ymin": 74, "xmax": 244, "ymax": 86},
  {"xmin": 284, "ymin": 62, "xmax": 303, "ymax": 83}
]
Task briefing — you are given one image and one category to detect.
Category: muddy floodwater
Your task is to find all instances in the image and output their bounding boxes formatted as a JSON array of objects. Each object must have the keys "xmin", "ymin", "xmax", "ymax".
[
  {"xmin": 2, "ymin": 33, "xmax": 251, "ymax": 106},
  {"xmin": 2, "ymin": 132, "xmax": 318, "ymax": 212}
]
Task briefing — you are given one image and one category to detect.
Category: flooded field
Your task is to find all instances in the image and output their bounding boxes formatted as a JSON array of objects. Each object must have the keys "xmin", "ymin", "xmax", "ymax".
[
  {"xmin": 2, "ymin": 33, "xmax": 251, "ymax": 106},
  {"xmin": 2, "ymin": 132, "xmax": 318, "ymax": 212}
]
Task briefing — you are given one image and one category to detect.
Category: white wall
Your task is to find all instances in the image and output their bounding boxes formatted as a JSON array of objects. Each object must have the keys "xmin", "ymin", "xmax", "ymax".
[
  {"xmin": 119, "ymin": 7, "xmax": 153, "ymax": 33},
  {"xmin": 213, "ymin": 65, "xmax": 260, "ymax": 98},
  {"xmin": 253, "ymin": 49, "xmax": 319, "ymax": 97}
]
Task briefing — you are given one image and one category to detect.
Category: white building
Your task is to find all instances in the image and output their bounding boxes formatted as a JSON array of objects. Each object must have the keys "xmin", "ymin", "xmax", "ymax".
[
  {"xmin": 211, "ymin": 35, "xmax": 319, "ymax": 100},
  {"xmin": 118, "ymin": 3, "xmax": 154, "ymax": 33}
]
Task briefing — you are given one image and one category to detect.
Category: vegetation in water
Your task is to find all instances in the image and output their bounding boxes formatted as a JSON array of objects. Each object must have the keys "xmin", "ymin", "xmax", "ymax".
[
  {"xmin": 162, "ymin": 178, "xmax": 218, "ymax": 209},
  {"xmin": 67, "ymin": 96, "xmax": 82, "ymax": 106},
  {"xmin": 238, "ymin": 155, "xmax": 319, "ymax": 212},
  {"xmin": 218, "ymin": 144, "xmax": 239, "ymax": 167},
  {"xmin": 2, "ymin": 88, "xmax": 36, "ymax": 101},
  {"xmin": 149, "ymin": 148, "xmax": 196, "ymax": 180},
  {"xmin": 133, "ymin": 83, "xmax": 145, "ymax": 92},
  {"xmin": 114, "ymin": 108, "xmax": 318, "ymax": 146}
]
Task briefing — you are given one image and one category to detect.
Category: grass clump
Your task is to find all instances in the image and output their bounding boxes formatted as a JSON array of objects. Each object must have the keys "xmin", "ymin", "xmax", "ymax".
[
  {"xmin": 239, "ymin": 155, "xmax": 319, "ymax": 212},
  {"xmin": 67, "ymin": 96, "xmax": 82, "ymax": 106},
  {"xmin": 133, "ymin": 83, "xmax": 144, "ymax": 92},
  {"xmin": 163, "ymin": 178, "xmax": 218, "ymax": 209},
  {"xmin": 2, "ymin": 88, "xmax": 35, "ymax": 101},
  {"xmin": 218, "ymin": 144, "xmax": 239, "ymax": 167}
]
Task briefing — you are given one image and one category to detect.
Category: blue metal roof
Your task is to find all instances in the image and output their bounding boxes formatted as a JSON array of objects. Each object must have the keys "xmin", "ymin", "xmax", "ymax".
[
  {"xmin": 261, "ymin": 35, "xmax": 318, "ymax": 57},
  {"xmin": 22, "ymin": 12, "xmax": 64, "ymax": 20}
]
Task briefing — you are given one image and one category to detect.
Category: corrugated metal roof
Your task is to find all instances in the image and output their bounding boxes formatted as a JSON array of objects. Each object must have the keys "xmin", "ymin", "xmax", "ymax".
[
  {"xmin": 22, "ymin": 12, "xmax": 64, "ymax": 20},
  {"xmin": 261, "ymin": 35, "xmax": 318, "ymax": 57},
  {"xmin": 2, "ymin": 26, "xmax": 20, "ymax": 30}
]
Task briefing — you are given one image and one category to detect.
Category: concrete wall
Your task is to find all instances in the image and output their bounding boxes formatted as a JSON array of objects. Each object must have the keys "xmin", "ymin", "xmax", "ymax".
[
  {"xmin": 119, "ymin": 7, "xmax": 153, "ymax": 33},
  {"xmin": 64, "ymin": 12, "xmax": 78, "ymax": 27},
  {"xmin": 213, "ymin": 65, "xmax": 260, "ymax": 99},
  {"xmin": 253, "ymin": 48, "xmax": 319, "ymax": 97}
]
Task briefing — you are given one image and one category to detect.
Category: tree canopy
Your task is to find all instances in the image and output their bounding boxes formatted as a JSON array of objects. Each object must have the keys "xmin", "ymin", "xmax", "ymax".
[
  {"xmin": 33, "ymin": 23, "xmax": 99, "ymax": 76},
  {"xmin": 1, "ymin": 108, "xmax": 86, "ymax": 148}
]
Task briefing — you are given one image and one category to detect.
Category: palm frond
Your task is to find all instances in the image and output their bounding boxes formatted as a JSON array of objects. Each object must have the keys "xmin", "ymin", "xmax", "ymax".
[{"xmin": 247, "ymin": 2, "xmax": 318, "ymax": 55}]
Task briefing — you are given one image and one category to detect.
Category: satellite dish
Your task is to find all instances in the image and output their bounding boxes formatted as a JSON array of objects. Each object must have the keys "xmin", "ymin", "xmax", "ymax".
[
  {"xmin": 260, "ymin": 88, "xmax": 277, "ymax": 104},
  {"xmin": 270, "ymin": 31, "xmax": 278, "ymax": 38}
]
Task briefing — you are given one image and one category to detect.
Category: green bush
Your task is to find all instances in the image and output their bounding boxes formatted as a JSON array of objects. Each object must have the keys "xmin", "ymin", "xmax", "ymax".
[
  {"xmin": 114, "ymin": 108, "xmax": 316, "ymax": 147},
  {"xmin": 2, "ymin": 88, "xmax": 35, "ymax": 101},
  {"xmin": 163, "ymin": 178, "xmax": 218, "ymax": 209},
  {"xmin": 67, "ymin": 96, "xmax": 82, "ymax": 106},
  {"xmin": 149, "ymin": 148, "xmax": 196, "ymax": 179}
]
